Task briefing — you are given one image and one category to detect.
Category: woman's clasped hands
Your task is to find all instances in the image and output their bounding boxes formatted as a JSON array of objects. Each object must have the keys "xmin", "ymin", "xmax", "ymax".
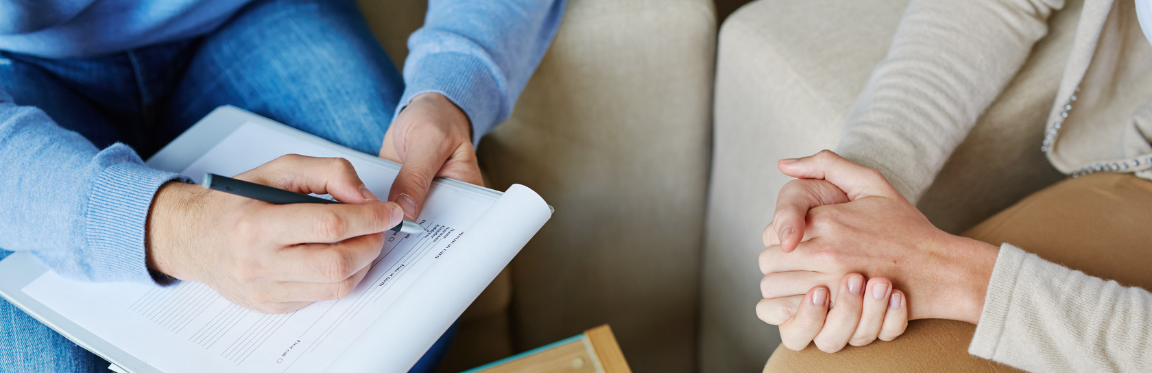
[{"xmin": 756, "ymin": 150, "xmax": 1000, "ymax": 353}]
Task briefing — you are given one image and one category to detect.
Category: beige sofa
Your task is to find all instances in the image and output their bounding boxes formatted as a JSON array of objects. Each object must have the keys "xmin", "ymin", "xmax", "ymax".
[
  {"xmin": 359, "ymin": 0, "xmax": 716, "ymax": 371},
  {"xmin": 702, "ymin": 0, "xmax": 1083, "ymax": 371},
  {"xmin": 360, "ymin": 0, "xmax": 1082, "ymax": 371}
]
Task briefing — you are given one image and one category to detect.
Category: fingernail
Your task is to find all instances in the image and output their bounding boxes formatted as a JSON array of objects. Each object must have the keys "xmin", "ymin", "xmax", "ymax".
[
  {"xmin": 848, "ymin": 275, "xmax": 863, "ymax": 295},
  {"xmin": 781, "ymin": 158, "xmax": 800, "ymax": 163},
  {"xmin": 395, "ymin": 193, "xmax": 417, "ymax": 219},
  {"xmin": 889, "ymin": 293, "xmax": 902, "ymax": 308},
  {"xmin": 360, "ymin": 185, "xmax": 378, "ymax": 202},
  {"xmin": 872, "ymin": 284, "xmax": 889, "ymax": 300},
  {"xmin": 780, "ymin": 226, "xmax": 793, "ymax": 242},
  {"xmin": 812, "ymin": 288, "xmax": 827, "ymax": 306}
]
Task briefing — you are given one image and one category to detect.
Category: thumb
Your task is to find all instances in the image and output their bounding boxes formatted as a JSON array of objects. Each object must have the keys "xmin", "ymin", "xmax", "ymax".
[
  {"xmin": 767, "ymin": 179, "xmax": 849, "ymax": 253},
  {"xmin": 778, "ymin": 150, "xmax": 898, "ymax": 201},
  {"xmin": 387, "ymin": 140, "xmax": 449, "ymax": 219}
]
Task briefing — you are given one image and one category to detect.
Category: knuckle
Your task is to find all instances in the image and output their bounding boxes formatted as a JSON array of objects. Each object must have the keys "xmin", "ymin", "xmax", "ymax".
[
  {"xmin": 332, "ymin": 158, "xmax": 356, "ymax": 174},
  {"xmin": 364, "ymin": 232, "xmax": 385, "ymax": 250},
  {"xmin": 806, "ymin": 214, "xmax": 831, "ymax": 234},
  {"xmin": 849, "ymin": 335, "xmax": 874, "ymax": 347},
  {"xmin": 782, "ymin": 339, "xmax": 807, "ymax": 352},
  {"xmin": 278, "ymin": 175, "xmax": 299, "ymax": 192},
  {"xmin": 814, "ymin": 339, "xmax": 843, "ymax": 353},
  {"xmin": 809, "ymin": 248, "xmax": 839, "ymax": 265},
  {"xmin": 315, "ymin": 211, "xmax": 346, "ymax": 241},
  {"xmin": 807, "ymin": 208, "xmax": 836, "ymax": 227},
  {"xmin": 365, "ymin": 205, "xmax": 388, "ymax": 229},
  {"xmin": 273, "ymin": 154, "xmax": 305, "ymax": 170},
  {"xmin": 275, "ymin": 154, "xmax": 301, "ymax": 164},
  {"xmin": 321, "ymin": 251, "xmax": 354, "ymax": 282},
  {"xmin": 334, "ymin": 279, "xmax": 356, "ymax": 299},
  {"xmin": 233, "ymin": 214, "xmax": 260, "ymax": 241},
  {"xmin": 865, "ymin": 168, "xmax": 885, "ymax": 181},
  {"xmin": 755, "ymin": 304, "xmax": 772, "ymax": 324},
  {"xmin": 773, "ymin": 304, "xmax": 796, "ymax": 325},
  {"xmin": 881, "ymin": 323, "xmax": 908, "ymax": 341},
  {"xmin": 867, "ymin": 277, "xmax": 892, "ymax": 291},
  {"xmin": 401, "ymin": 164, "xmax": 437, "ymax": 185},
  {"xmin": 815, "ymin": 149, "xmax": 837, "ymax": 161},
  {"xmin": 230, "ymin": 261, "xmax": 260, "ymax": 283}
]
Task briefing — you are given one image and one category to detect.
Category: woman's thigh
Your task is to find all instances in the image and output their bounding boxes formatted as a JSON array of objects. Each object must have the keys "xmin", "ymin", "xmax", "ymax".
[
  {"xmin": 763, "ymin": 319, "xmax": 1013, "ymax": 372},
  {"xmin": 964, "ymin": 172, "xmax": 1152, "ymax": 289},
  {"xmin": 764, "ymin": 172, "xmax": 1152, "ymax": 372},
  {"xmin": 163, "ymin": 0, "xmax": 405, "ymax": 155}
]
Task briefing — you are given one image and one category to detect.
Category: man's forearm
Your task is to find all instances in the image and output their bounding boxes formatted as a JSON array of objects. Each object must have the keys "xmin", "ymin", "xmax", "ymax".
[{"xmin": 0, "ymin": 93, "xmax": 183, "ymax": 283}]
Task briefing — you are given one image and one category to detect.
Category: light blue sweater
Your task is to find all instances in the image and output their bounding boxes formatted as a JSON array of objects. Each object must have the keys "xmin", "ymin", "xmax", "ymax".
[{"xmin": 0, "ymin": 0, "xmax": 564, "ymax": 283}]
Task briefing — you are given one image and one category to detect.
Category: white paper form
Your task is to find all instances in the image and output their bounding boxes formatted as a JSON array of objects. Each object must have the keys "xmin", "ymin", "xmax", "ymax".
[{"xmin": 20, "ymin": 121, "xmax": 552, "ymax": 372}]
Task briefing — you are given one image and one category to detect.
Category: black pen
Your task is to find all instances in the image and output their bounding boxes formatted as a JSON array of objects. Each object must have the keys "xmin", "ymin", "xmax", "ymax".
[{"xmin": 201, "ymin": 173, "xmax": 426, "ymax": 234}]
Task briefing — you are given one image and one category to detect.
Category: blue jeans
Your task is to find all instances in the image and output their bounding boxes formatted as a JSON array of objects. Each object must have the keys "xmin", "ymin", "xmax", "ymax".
[{"xmin": 0, "ymin": 0, "xmax": 453, "ymax": 371}]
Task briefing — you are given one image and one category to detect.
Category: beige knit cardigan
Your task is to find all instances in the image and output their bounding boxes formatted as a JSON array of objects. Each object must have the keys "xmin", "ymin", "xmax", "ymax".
[{"xmin": 835, "ymin": 0, "xmax": 1152, "ymax": 370}]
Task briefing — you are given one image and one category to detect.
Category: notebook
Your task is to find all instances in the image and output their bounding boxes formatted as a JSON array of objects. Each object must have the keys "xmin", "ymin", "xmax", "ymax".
[{"xmin": 0, "ymin": 106, "xmax": 552, "ymax": 373}]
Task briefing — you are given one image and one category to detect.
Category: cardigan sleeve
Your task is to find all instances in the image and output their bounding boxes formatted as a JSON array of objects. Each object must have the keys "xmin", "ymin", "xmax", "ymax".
[
  {"xmin": 835, "ymin": 0, "xmax": 1065, "ymax": 203},
  {"xmin": 0, "ymin": 88, "xmax": 186, "ymax": 284},
  {"xmin": 970, "ymin": 244, "xmax": 1152, "ymax": 371},
  {"xmin": 395, "ymin": 0, "xmax": 565, "ymax": 146}
]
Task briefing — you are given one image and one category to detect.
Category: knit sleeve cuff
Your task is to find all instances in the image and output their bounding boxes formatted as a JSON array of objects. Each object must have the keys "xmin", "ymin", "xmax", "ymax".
[
  {"xmin": 395, "ymin": 52, "xmax": 505, "ymax": 147},
  {"xmin": 834, "ymin": 149, "xmax": 922, "ymax": 203},
  {"xmin": 968, "ymin": 243, "xmax": 1028, "ymax": 359},
  {"xmin": 85, "ymin": 160, "xmax": 188, "ymax": 284}
]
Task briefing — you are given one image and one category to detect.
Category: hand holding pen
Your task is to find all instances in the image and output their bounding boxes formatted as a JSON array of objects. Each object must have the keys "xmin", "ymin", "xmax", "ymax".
[{"xmin": 145, "ymin": 155, "xmax": 421, "ymax": 314}]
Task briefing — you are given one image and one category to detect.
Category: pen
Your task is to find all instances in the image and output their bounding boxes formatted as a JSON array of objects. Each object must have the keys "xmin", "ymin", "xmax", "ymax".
[{"xmin": 201, "ymin": 173, "xmax": 426, "ymax": 234}]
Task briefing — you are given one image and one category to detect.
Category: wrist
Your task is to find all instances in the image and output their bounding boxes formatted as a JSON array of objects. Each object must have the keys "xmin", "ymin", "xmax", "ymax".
[
  {"xmin": 939, "ymin": 235, "xmax": 999, "ymax": 324},
  {"xmin": 411, "ymin": 92, "xmax": 473, "ymax": 139},
  {"xmin": 145, "ymin": 181, "xmax": 203, "ymax": 281}
]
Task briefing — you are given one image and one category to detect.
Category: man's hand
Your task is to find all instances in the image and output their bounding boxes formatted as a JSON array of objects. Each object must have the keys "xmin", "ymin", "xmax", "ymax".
[
  {"xmin": 759, "ymin": 150, "xmax": 999, "ymax": 324},
  {"xmin": 145, "ymin": 155, "xmax": 405, "ymax": 314},
  {"xmin": 380, "ymin": 93, "xmax": 484, "ymax": 219}
]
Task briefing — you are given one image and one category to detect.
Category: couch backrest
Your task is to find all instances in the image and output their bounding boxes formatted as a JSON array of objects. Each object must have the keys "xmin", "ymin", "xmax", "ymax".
[{"xmin": 357, "ymin": 1, "xmax": 718, "ymax": 372}]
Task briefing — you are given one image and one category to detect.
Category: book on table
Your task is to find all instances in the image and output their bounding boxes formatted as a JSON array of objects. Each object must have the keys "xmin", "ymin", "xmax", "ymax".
[{"xmin": 0, "ymin": 106, "xmax": 553, "ymax": 373}]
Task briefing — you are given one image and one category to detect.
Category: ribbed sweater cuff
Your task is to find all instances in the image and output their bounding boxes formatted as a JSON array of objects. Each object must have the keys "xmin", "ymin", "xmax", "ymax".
[
  {"xmin": 396, "ymin": 52, "xmax": 504, "ymax": 147},
  {"xmin": 85, "ymin": 162, "xmax": 187, "ymax": 284},
  {"xmin": 969, "ymin": 243, "xmax": 1027, "ymax": 359}
]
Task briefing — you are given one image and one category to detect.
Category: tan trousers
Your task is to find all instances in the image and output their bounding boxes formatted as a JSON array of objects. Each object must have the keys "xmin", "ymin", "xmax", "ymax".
[{"xmin": 763, "ymin": 172, "xmax": 1152, "ymax": 372}]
